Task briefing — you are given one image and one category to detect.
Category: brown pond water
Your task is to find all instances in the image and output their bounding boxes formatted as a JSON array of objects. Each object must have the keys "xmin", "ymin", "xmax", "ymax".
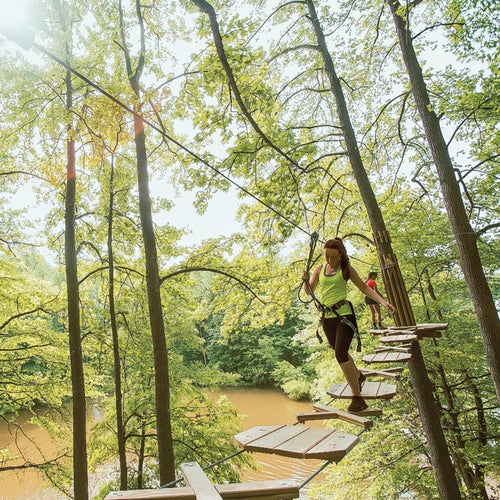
[{"xmin": 0, "ymin": 388, "xmax": 328, "ymax": 499}]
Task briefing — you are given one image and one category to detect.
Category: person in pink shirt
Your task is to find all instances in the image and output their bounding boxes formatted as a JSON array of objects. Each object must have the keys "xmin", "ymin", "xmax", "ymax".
[{"xmin": 365, "ymin": 271, "xmax": 383, "ymax": 329}]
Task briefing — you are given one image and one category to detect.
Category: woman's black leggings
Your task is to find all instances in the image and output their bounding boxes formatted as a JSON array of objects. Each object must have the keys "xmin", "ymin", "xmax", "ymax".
[{"xmin": 322, "ymin": 315, "xmax": 357, "ymax": 363}]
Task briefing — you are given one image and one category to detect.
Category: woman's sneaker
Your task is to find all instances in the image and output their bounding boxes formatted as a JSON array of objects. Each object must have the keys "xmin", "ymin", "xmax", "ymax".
[{"xmin": 348, "ymin": 395, "xmax": 368, "ymax": 412}]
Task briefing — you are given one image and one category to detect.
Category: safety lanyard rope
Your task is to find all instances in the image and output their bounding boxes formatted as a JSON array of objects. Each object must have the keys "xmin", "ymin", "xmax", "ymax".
[{"xmin": 297, "ymin": 231, "xmax": 323, "ymax": 309}]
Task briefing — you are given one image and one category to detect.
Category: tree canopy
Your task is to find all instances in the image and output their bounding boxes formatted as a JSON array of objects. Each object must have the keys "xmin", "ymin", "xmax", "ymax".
[{"xmin": 0, "ymin": 0, "xmax": 498, "ymax": 498}]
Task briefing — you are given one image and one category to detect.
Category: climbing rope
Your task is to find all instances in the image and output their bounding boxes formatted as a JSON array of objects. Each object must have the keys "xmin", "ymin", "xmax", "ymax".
[{"xmin": 297, "ymin": 231, "xmax": 322, "ymax": 308}]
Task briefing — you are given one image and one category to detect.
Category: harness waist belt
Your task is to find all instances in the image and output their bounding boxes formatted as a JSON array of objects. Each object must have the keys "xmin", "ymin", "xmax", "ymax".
[{"xmin": 322, "ymin": 299, "xmax": 347, "ymax": 312}]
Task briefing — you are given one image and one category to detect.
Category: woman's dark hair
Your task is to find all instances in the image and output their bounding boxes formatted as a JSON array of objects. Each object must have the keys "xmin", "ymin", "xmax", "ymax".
[
  {"xmin": 367, "ymin": 271, "xmax": 377, "ymax": 280},
  {"xmin": 324, "ymin": 237, "xmax": 350, "ymax": 280}
]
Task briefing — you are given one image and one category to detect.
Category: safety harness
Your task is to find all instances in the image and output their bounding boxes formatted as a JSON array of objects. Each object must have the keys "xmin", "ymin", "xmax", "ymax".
[
  {"xmin": 317, "ymin": 299, "xmax": 362, "ymax": 352},
  {"xmin": 299, "ymin": 232, "xmax": 362, "ymax": 352}
]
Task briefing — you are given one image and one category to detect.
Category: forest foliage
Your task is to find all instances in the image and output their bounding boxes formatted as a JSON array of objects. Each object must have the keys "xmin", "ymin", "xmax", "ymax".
[{"xmin": 0, "ymin": 0, "xmax": 498, "ymax": 498}]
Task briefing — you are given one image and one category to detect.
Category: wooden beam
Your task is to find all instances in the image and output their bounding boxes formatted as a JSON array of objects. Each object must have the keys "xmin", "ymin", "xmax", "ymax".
[
  {"xmin": 105, "ymin": 489, "xmax": 195, "ymax": 499},
  {"xmin": 296, "ymin": 410, "xmax": 373, "ymax": 428},
  {"xmin": 375, "ymin": 346, "xmax": 411, "ymax": 353},
  {"xmin": 104, "ymin": 479, "xmax": 300, "ymax": 500},
  {"xmin": 216, "ymin": 479, "xmax": 299, "ymax": 499},
  {"xmin": 359, "ymin": 367, "xmax": 402, "ymax": 379},
  {"xmin": 380, "ymin": 334, "xmax": 417, "ymax": 343},
  {"xmin": 180, "ymin": 462, "xmax": 222, "ymax": 500},
  {"xmin": 302, "ymin": 404, "xmax": 373, "ymax": 428}
]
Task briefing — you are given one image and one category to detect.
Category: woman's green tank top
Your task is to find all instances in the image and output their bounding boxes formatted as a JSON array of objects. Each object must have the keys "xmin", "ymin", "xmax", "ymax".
[{"xmin": 318, "ymin": 264, "xmax": 351, "ymax": 317}]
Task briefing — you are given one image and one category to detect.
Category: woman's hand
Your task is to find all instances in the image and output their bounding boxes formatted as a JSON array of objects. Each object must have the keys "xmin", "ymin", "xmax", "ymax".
[
  {"xmin": 302, "ymin": 271, "xmax": 310, "ymax": 282},
  {"xmin": 384, "ymin": 302, "xmax": 397, "ymax": 314}
]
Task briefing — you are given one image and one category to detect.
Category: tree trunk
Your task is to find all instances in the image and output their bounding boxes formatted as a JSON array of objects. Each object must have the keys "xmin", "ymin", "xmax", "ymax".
[
  {"xmin": 64, "ymin": 67, "xmax": 88, "ymax": 499},
  {"xmin": 138, "ymin": 418, "xmax": 147, "ymax": 489},
  {"xmin": 107, "ymin": 158, "xmax": 128, "ymax": 489},
  {"xmin": 119, "ymin": 0, "xmax": 175, "ymax": 483},
  {"xmin": 134, "ymin": 111, "xmax": 175, "ymax": 484},
  {"xmin": 407, "ymin": 342, "xmax": 463, "ymax": 499},
  {"xmin": 434, "ymin": 358, "xmax": 489, "ymax": 499},
  {"xmin": 387, "ymin": 0, "xmax": 500, "ymax": 402},
  {"xmin": 306, "ymin": 1, "xmax": 462, "ymax": 497}
]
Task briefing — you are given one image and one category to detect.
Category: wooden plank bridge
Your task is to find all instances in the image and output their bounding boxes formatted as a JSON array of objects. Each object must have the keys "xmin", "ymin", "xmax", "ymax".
[{"xmin": 104, "ymin": 323, "xmax": 447, "ymax": 499}]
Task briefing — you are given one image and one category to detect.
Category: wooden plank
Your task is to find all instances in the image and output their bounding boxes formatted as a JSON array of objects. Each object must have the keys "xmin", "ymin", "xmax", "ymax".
[
  {"xmin": 180, "ymin": 462, "xmax": 222, "ymax": 500},
  {"xmin": 315, "ymin": 402, "xmax": 383, "ymax": 416},
  {"xmin": 362, "ymin": 352, "xmax": 411, "ymax": 364},
  {"xmin": 297, "ymin": 411, "xmax": 344, "ymax": 423},
  {"xmin": 375, "ymin": 346, "xmax": 411, "ymax": 353},
  {"xmin": 233, "ymin": 425, "xmax": 284, "ymax": 447},
  {"xmin": 216, "ymin": 479, "xmax": 299, "ymax": 499},
  {"xmin": 236, "ymin": 425, "xmax": 307, "ymax": 453},
  {"xmin": 346, "ymin": 406, "xmax": 383, "ymax": 416},
  {"xmin": 375, "ymin": 366, "xmax": 405, "ymax": 372},
  {"xmin": 417, "ymin": 322, "xmax": 448, "ymax": 331},
  {"xmin": 359, "ymin": 367, "xmax": 402, "ymax": 379},
  {"xmin": 305, "ymin": 429, "xmax": 359, "ymax": 461},
  {"xmin": 312, "ymin": 404, "xmax": 373, "ymax": 427},
  {"xmin": 309, "ymin": 404, "xmax": 373, "ymax": 428},
  {"xmin": 368, "ymin": 327, "xmax": 391, "ymax": 335},
  {"xmin": 362, "ymin": 381, "xmax": 396, "ymax": 399},
  {"xmin": 384, "ymin": 324, "xmax": 447, "ymax": 339},
  {"xmin": 380, "ymin": 334, "xmax": 417, "ymax": 343},
  {"xmin": 387, "ymin": 326, "xmax": 417, "ymax": 332},
  {"xmin": 105, "ymin": 479, "xmax": 300, "ymax": 500},
  {"xmin": 416, "ymin": 330, "xmax": 442, "ymax": 339},
  {"xmin": 274, "ymin": 427, "xmax": 335, "ymax": 457},
  {"xmin": 105, "ymin": 488, "xmax": 196, "ymax": 499},
  {"xmin": 327, "ymin": 381, "xmax": 397, "ymax": 399},
  {"xmin": 300, "ymin": 410, "xmax": 369, "ymax": 427}
]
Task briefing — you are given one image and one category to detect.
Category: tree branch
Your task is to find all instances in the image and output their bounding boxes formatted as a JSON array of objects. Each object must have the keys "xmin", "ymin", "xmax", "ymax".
[
  {"xmin": 160, "ymin": 266, "xmax": 266, "ymax": 304},
  {"xmin": 190, "ymin": 0, "xmax": 305, "ymax": 172}
]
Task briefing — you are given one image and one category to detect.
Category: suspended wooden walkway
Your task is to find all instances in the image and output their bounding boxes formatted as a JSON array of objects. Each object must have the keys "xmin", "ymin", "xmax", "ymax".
[
  {"xmin": 104, "ymin": 323, "xmax": 447, "ymax": 500},
  {"xmin": 233, "ymin": 424, "xmax": 358, "ymax": 462}
]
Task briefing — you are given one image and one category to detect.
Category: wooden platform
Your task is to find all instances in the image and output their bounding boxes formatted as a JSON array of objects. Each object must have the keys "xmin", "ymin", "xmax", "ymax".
[
  {"xmin": 388, "ymin": 323, "xmax": 447, "ymax": 339},
  {"xmin": 362, "ymin": 352, "xmax": 411, "ymax": 364},
  {"xmin": 370, "ymin": 323, "xmax": 447, "ymax": 338},
  {"xmin": 105, "ymin": 465, "xmax": 299, "ymax": 499},
  {"xmin": 233, "ymin": 424, "xmax": 358, "ymax": 462},
  {"xmin": 327, "ymin": 381, "xmax": 396, "ymax": 399}
]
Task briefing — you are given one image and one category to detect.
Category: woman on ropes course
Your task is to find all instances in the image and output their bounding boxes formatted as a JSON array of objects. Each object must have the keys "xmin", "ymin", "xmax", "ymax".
[
  {"xmin": 365, "ymin": 271, "xmax": 384, "ymax": 329},
  {"xmin": 301, "ymin": 237, "xmax": 396, "ymax": 412}
]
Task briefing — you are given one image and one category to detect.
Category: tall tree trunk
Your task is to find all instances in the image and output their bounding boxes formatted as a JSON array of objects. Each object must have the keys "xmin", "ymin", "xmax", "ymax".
[
  {"xmin": 133, "ymin": 110, "xmax": 175, "ymax": 484},
  {"xmin": 387, "ymin": 0, "xmax": 500, "ymax": 402},
  {"xmin": 107, "ymin": 158, "xmax": 128, "ymax": 489},
  {"xmin": 138, "ymin": 418, "xmax": 147, "ymax": 489},
  {"xmin": 64, "ymin": 66, "xmax": 88, "ymax": 499},
  {"xmin": 433, "ymin": 353, "xmax": 489, "ymax": 499},
  {"xmin": 306, "ymin": 1, "xmax": 462, "ymax": 497},
  {"xmin": 119, "ymin": 0, "xmax": 175, "ymax": 483}
]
